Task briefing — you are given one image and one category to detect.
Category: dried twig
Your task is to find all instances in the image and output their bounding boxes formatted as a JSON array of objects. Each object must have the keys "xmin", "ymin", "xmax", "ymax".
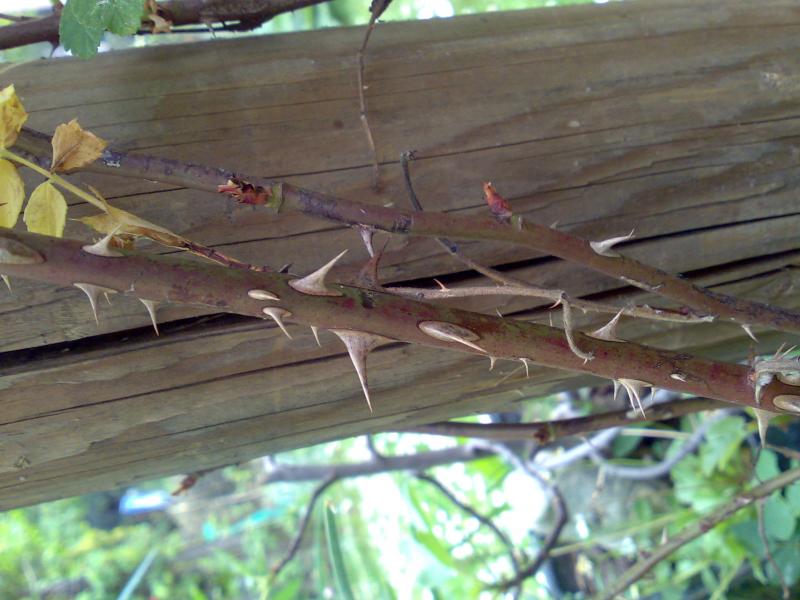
[
  {"xmin": 587, "ymin": 410, "xmax": 732, "ymax": 480},
  {"xmin": 356, "ymin": 1, "xmax": 392, "ymax": 190},
  {"xmin": 596, "ymin": 465, "xmax": 800, "ymax": 600},
  {"xmin": 479, "ymin": 441, "xmax": 568, "ymax": 592},
  {"xmin": 270, "ymin": 474, "xmax": 338, "ymax": 579},
  {"xmin": 416, "ymin": 473, "xmax": 523, "ymax": 590}
]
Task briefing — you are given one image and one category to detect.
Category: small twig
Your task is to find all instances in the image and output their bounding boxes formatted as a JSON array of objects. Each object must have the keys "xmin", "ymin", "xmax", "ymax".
[
  {"xmin": 767, "ymin": 443, "xmax": 800, "ymax": 462},
  {"xmin": 270, "ymin": 474, "xmax": 338, "ymax": 579},
  {"xmin": 756, "ymin": 497, "xmax": 790, "ymax": 600},
  {"xmin": 397, "ymin": 152, "xmax": 711, "ymax": 326},
  {"xmin": 0, "ymin": 13, "xmax": 34, "ymax": 22},
  {"xmin": 596, "ymin": 465, "xmax": 800, "ymax": 600},
  {"xmin": 364, "ymin": 434, "xmax": 385, "ymax": 461},
  {"xmin": 394, "ymin": 398, "xmax": 727, "ymax": 443},
  {"xmin": 416, "ymin": 473, "xmax": 523, "ymax": 588},
  {"xmin": 356, "ymin": 1, "xmax": 391, "ymax": 191},
  {"xmin": 587, "ymin": 410, "xmax": 732, "ymax": 480},
  {"xmin": 479, "ymin": 441, "xmax": 568, "ymax": 592}
]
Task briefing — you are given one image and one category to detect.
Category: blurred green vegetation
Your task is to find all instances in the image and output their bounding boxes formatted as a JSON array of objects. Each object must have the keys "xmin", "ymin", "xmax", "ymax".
[{"xmin": 1, "ymin": 406, "xmax": 799, "ymax": 599}]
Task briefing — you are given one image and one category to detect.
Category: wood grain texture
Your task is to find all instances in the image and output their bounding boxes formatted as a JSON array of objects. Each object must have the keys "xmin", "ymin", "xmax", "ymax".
[{"xmin": 2, "ymin": 0, "xmax": 800, "ymax": 507}]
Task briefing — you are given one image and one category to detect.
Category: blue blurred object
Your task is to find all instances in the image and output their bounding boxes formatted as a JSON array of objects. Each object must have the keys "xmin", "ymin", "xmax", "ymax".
[{"xmin": 119, "ymin": 489, "xmax": 172, "ymax": 515}]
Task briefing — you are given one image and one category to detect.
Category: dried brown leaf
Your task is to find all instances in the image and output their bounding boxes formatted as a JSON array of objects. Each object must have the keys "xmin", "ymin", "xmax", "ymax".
[{"xmin": 51, "ymin": 119, "xmax": 107, "ymax": 172}]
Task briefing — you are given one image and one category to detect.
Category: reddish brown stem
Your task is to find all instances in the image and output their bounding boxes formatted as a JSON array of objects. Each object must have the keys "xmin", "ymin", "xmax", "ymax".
[{"xmin": 1, "ymin": 229, "xmax": 797, "ymax": 413}]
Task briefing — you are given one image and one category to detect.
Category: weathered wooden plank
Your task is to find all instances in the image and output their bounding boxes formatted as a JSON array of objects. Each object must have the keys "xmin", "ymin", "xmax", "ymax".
[{"xmin": 2, "ymin": 0, "xmax": 800, "ymax": 507}]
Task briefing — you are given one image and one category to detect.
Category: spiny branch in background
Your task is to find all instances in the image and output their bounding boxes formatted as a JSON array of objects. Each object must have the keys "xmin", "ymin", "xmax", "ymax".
[
  {"xmin": 596, "ymin": 465, "xmax": 800, "ymax": 600},
  {"xmin": 356, "ymin": 0, "xmax": 393, "ymax": 190},
  {"xmin": 16, "ymin": 123, "xmax": 798, "ymax": 336}
]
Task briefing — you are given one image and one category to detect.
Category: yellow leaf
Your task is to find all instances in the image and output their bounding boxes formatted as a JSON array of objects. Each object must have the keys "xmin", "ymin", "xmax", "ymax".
[
  {"xmin": 0, "ymin": 158, "xmax": 25, "ymax": 228},
  {"xmin": 51, "ymin": 119, "xmax": 107, "ymax": 172},
  {"xmin": 0, "ymin": 84, "xmax": 27, "ymax": 148},
  {"xmin": 23, "ymin": 181, "xmax": 67, "ymax": 237}
]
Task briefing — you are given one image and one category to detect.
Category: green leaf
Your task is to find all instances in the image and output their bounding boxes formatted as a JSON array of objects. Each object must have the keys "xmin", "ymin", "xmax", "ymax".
[
  {"xmin": 771, "ymin": 543, "xmax": 800, "ymax": 586},
  {"xmin": 267, "ymin": 578, "xmax": 301, "ymax": 600},
  {"xmin": 105, "ymin": 0, "xmax": 145, "ymax": 35},
  {"xmin": 786, "ymin": 482, "xmax": 800, "ymax": 516},
  {"xmin": 612, "ymin": 432, "xmax": 642, "ymax": 458},
  {"xmin": 323, "ymin": 503, "xmax": 355, "ymax": 600},
  {"xmin": 410, "ymin": 527, "xmax": 456, "ymax": 569},
  {"xmin": 755, "ymin": 450, "xmax": 780, "ymax": 482},
  {"xmin": 59, "ymin": 0, "xmax": 145, "ymax": 59},
  {"xmin": 764, "ymin": 494, "xmax": 796, "ymax": 542},
  {"xmin": 699, "ymin": 416, "xmax": 747, "ymax": 475}
]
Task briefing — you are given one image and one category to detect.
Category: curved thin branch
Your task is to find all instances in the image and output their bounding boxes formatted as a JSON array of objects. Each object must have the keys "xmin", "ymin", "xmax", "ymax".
[
  {"xmin": 586, "ymin": 409, "xmax": 732, "ymax": 480},
  {"xmin": 597, "ymin": 465, "xmax": 800, "ymax": 600},
  {"xmin": 270, "ymin": 474, "xmax": 338, "ymax": 579},
  {"xmin": 395, "ymin": 398, "xmax": 727, "ymax": 442},
  {"xmin": 416, "ymin": 473, "xmax": 523, "ymax": 589},
  {"xmin": 477, "ymin": 441, "xmax": 569, "ymax": 592},
  {"xmin": 756, "ymin": 498, "xmax": 790, "ymax": 600}
]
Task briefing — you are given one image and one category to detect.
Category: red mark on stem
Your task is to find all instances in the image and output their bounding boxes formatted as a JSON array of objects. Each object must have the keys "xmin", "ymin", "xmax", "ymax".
[
  {"xmin": 218, "ymin": 178, "xmax": 271, "ymax": 205},
  {"xmin": 482, "ymin": 182, "xmax": 512, "ymax": 222}
]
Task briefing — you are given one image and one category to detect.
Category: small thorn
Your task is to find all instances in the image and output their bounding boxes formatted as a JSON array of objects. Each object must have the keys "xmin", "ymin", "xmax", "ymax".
[
  {"xmin": 310, "ymin": 325, "xmax": 321, "ymax": 346},
  {"xmin": 262, "ymin": 307, "xmax": 293, "ymax": 339},
  {"xmin": 82, "ymin": 229, "xmax": 124, "ymax": 258},
  {"xmin": 140, "ymin": 298, "xmax": 159, "ymax": 335},
  {"xmin": 248, "ymin": 289, "xmax": 281, "ymax": 301},
  {"xmin": 670, "ymin": 372, "xmax": 687, "ymax": 382},
  {"xmin": 588, "ymin": 307, "xmax": 625, "ymax": 342},
  {"xmin": 495, "ymin": 308, "xmax": 503, "ymax": 318},
  {"xmin": 488, "ymin": 356, "xmax": 497, "ymax": 371},
  {"xmin": 330, "ymin": 329, "xmax": 390, "ymax": 412},
  {"xmin": 560, "ymin": 295, "xmax": 594, "ymax": 362},
  {"xmin": 590, "ymin": 229, "xmax": 635, "ymax": 257},
  {"xmin": 288, "ymin": 250, "xmax": 347, "ymax": 296},
  {"xmin": 753, "ymin": 408, "xmax": 774, "ymax": 448},
  {"xmin": 418, "ymin": 321, "xmax": 486, "ymax": 353},
  {"xmin": 74, "ymin": 282, "xmax": 116, "ymax": 325},
  {"xmin": 1, "ymin": 275, "xmax": 10, "ymax": 292},
  {"xmin": 742, "ymin": 324, "xmax": 758, "ymax": 342},
  {"xmin": 279, "ymin": 263, "xmax": 292, "ymax": 274},
  {"xmin": 617, "ymin": 378, "xmax": 649, "ymax": 417},
  {"xmin": 357, "ymin": 225, "xmax": 375, "ymax": 257},
  {"xmin": 519, "ymin": 358, "xmax": 530, "ymax": 378},
  {"xmin": 434, "ymin": 279, "xmax": 448, "ymax": 291}
]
